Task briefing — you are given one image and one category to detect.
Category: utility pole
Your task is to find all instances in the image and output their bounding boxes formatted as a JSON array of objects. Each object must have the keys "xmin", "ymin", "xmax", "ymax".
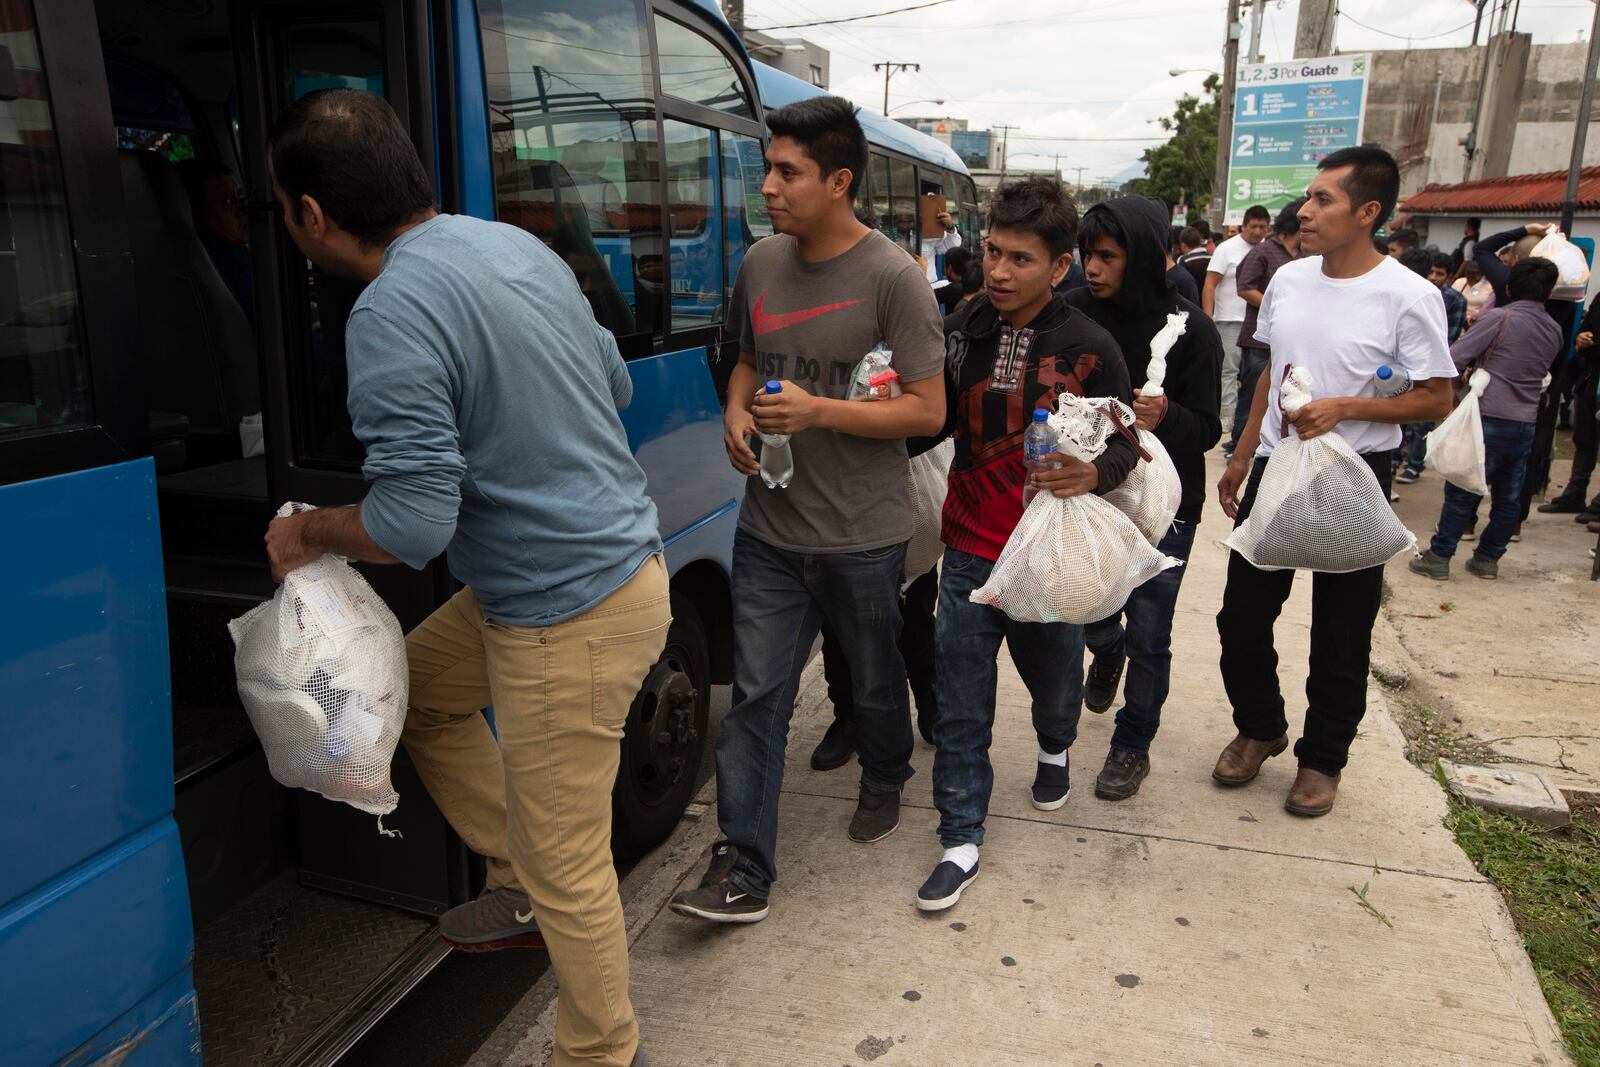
[
  {"xmin": 1294, "ymin": 0, "xmax": 1338, "ymax": 57},
  {"xmin": 1560, "ymin": 0, "xmax": 1600, "ymax": 232},
  {"xmin": 723, "ymin": 0, "xmax": 744, "ymax": 34},
  {"xmin": 1074, "ymin": 166, "xmax": 1086, "ymax": 193},
  {"xmin": 874, "ymin": 62, "xmax": 919, "ymax": 116},
  {"xmin": 993, "ymin": 124, "xmax": 1018, "ymax": 185},
  {"xmin": 1245, "ymin": 0, "xmax": 1264, "ymax": 63},
  {"xmin": 1212, "ymin": 0, "xmax": 1241, "ymax": 227}
]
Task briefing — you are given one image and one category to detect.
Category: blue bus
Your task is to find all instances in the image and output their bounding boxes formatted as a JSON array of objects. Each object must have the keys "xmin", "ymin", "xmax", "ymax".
[{"xmin": 0, "ymin": 1, "xmax": 972, "ymax": 1063}]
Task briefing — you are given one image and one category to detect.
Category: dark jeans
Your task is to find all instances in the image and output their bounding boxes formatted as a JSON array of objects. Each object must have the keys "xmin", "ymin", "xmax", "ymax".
[
  {"xmin": 1084, "ymin": 520, "xmax": 1198, "ymax": 753},
  {"xmin": 1400, "ymin": 421, "xmax": 1434, "ymax": 472},
  {"xmin": 1557, "ymin": 363, "xmax": 1598, "ymax": 504},
  {"xmin": 1216, "ymin": 454, "xmax": 1390, "ymax": 777},
  {"xmin": 931, "ymin": 548, "xmax": 1085, "ymax": 847},
  {"xmin": 1431, "ymin": 415, "xmax": 1536, "ymax": 561},
  {"xmin": 1229, "ymin": 347, "xmax": 1270, "ymax": 452},
  {"xmin": 715, "ymin": 529, "xmax": 914, "ymax": 896},
  {"xmin": 820, "ymin": 565, "xmax": 939, "ymax": 725}
]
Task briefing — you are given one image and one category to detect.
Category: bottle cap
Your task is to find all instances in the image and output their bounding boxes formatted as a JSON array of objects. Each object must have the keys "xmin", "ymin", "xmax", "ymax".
[
  {"xmin": 1033, "ymin": 408, "xmax": 1050, "ymax": 422},
  {"xmin": 765, "ymin": 380, "xmax": 782, "ymax": 394},
  {"xmin": 1376, "ymin": 366, "xmax": 1393, "ymax": 380}
]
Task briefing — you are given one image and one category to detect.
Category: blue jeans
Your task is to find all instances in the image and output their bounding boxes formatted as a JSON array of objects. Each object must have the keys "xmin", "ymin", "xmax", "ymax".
[
  {"xmin": 1229, "ymin": 347, "xmax": 1269, "ymax": 452},
  {"xmin": 714, "ymin": 529, "xmax": 913, "ymax": 897},
  {"xmin": 1400, "ymin": 421, "xmax": 1434, "ymax": 472},
  {"xmin": 931, "ymin": 548, "xmax": 1086, "ymax": 848},
  {"xmin": 1084, "ymin": 520, "xmax": 1198, "ymax": 753},
  {"xmin": 1430, "ymin": 415, "xmax": 1536, "ymax": 561}
]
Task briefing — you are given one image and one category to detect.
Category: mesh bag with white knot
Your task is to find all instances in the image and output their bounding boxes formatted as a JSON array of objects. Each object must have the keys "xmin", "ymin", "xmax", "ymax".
[
  {"xmin": 905, "ymin": 437, "xmax": 953, "ymax": 583},
  {"xmin": 1222, "ymin": 368, "xmax": 1415, "ymax": 573},
  {"xmin": 970, "ymin": 396, "xmax": 1183, "ymax": 624},
  {"xmin": 1103, "ymin": 428, "xmax": 1182, "ymax": 544},
  {"xmin": 228, "ymin": 504, "xmax": 408, "ymax": 817}
]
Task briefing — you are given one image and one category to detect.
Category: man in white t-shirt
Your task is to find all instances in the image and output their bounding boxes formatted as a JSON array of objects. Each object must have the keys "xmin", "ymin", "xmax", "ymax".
[
  {"xmin": 1203, "ymin": 205, "xmax": 1271, "ymax": 433},
  {"xmin": 1211, "ymin": 146, "xmax": 1455, "ymax": 818}
]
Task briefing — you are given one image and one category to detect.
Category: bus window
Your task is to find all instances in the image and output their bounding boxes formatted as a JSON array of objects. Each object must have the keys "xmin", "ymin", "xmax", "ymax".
[
  {"xmin": 480, "ymin": 0, "xmax": 663, "ymax": 350},
  {"xmin": 867, "ymin": 151, "xmax": 889, "ymax": 234},
  {"xmin": 720, "ymin": 131, "xmax": 767, "ymax": 310},
  {"xmin": 655, "ymin": 15, "xmax": 754, "ymax": 118},
  {"xmin": 888, "ymin": 156, "xmax": 917, "ymax": 253},
  {"xmin": 665, "ymin": 121, "xmax": 721, "ymax": 330},
  {"xmin": 0, "ymin": 9, "xmax": 90, "ymax": 441}
]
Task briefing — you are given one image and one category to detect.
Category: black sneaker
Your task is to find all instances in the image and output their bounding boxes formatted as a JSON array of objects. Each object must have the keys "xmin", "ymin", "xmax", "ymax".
[
  {"xmin": 1394, "ymin": 466, "xmax": 1422, "ymax": 484},
  {"xmin": 849, "ymin": 784, "xmax": 901, "ymax": 842},
  {"xmin": 1084, "ymin": 653, "xmax": 1125, "ymax": 714},
  {"xmin": 809, "ymin": 717, "xmax": 856, "ymax": 771},
  {"xmin": 1538, "ymin": 495, "xmax": 1585, "ymax": 514},
  {"xmin": 1578, "ymin": 511, "xmax": 1600, "ymax": 525},
  {"xmin": 1094, "ymin": 747, "xmax": 1151, "ymax": 801},
  {"xmin": 668, "ymin": 844, "xmax": 769, "ymax": 924},
  {"xmin": 1031, "ymin": 757, "xmax": 1071, "ymax": 811},
  {"xmin": 915, "ymin": 859, "xmax": 979, "ymax": 912},
  {"xmin": 1465, "ymin": 552, "xmax": 1498, "ymax": 579},
  {"xmin": 1408, "ymin": 549, "xmax": 1450, "ymax": 581}
]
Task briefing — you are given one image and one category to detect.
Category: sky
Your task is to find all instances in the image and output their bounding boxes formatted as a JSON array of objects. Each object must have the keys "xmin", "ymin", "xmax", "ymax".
[{"xmin": 740, "ymin": 0, "xmax": 1600, "ymax": 186}]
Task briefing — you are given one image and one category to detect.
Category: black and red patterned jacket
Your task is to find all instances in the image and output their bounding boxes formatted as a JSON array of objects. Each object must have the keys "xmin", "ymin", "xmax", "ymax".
[{"xmin": 935, "ymin": 291, "xmax": 1137, "ymax": 561}]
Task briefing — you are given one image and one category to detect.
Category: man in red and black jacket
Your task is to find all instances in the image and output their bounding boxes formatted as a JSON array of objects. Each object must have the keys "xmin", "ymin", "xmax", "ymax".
[{"xmin": 915, "ymin": 176, "xmax": 1136, "ymax": 914}]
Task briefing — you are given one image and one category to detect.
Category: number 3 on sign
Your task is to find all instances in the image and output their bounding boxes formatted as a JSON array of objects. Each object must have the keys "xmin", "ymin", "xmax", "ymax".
[
  {"xmin": 1234, "ymin": 178, "xmax": 1251, "ymax": 199},
  {"xmin": 1236, "ymin": 133, "xmax": 1255, "ymax": 157}
]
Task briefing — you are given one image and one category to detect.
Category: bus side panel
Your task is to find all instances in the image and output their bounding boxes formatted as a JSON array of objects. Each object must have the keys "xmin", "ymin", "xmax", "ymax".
[
  {"xmin": 0, "ymin": 459, "xmax": 174, "ymax": 907},
  {"xmin": 0, "ymin": 819, "xmax": 196, "ymax": 1067},
  {"xmin": 622, "ymin": 345, "xmax": 744, "ymax": 565}
]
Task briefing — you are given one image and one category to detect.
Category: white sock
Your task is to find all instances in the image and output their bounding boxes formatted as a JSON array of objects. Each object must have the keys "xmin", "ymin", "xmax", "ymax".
[
  {"xmin": 941, "ymin": 844, "xmax": 980, "ymax": 872},
  {"xmin": 1038, "ymin": 747, "xmax": 1067, "ymax": 767}
]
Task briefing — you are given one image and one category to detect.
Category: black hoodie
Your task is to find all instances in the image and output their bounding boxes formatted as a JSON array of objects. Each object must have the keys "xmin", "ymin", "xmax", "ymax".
[{"xmin": 1067, "ymin": 197, "xmax": 1223, "ymax": 525}]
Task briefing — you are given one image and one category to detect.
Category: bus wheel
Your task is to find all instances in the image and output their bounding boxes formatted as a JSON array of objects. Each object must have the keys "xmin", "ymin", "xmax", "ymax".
[{"xmin": 611, "ymin": 594, "xmax": 710, "ymax": 860}]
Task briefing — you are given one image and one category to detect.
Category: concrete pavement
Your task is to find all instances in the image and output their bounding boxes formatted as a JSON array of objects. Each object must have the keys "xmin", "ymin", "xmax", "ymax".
[{"xmin": 483, "ymin": 450, "xmax": 1572, "ymax": 1067}]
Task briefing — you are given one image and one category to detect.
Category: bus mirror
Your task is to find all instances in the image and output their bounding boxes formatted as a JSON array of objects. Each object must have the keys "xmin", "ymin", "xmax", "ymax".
[{"xmin": 0, "ymin": 46, "xmax": 16, "ymax": 103}]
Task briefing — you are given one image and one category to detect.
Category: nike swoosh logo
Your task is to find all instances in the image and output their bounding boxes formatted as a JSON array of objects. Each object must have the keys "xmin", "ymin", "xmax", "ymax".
[
  {"xmin": 514, "ymin": 908, "xmax": 536, "ymax": 924},
  {"xmin": 723, "ymin": 891, "xmax": 748, "ymax": 905},
  {"xmin": 750, "ymin": 292, "xmax": 864, "ymax": 336}
]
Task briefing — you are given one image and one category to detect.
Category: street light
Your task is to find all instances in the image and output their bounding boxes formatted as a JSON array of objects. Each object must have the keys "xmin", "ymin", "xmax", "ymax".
[
  {"xmin": 888, "ymin": 99, "xmax": 945, "ymax": 115},
  {"xmin": 1168, "ymin": 67, "xmax": 1218, "ymax": 77}
]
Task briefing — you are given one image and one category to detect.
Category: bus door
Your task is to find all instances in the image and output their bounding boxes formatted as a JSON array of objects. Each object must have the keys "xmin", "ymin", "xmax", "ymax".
[{"xmin": 227, "ymin": 0, "xmax": 474, "ymax": 918}]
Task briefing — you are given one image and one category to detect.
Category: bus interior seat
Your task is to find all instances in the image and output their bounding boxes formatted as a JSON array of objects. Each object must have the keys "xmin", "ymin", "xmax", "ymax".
[{"xmin": 118, "ymin": 148, "xmax": 259, "ymax": 462}]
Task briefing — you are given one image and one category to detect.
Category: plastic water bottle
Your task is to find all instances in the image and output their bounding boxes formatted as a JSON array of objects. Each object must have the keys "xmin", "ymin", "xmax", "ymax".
[
  {"xmin": 1021, "ymin": 408, "xmax": 1059, "ymax": 507},
  {"xmin": 758, "ymin": 381, "xmax": 795, "ymax": 489},
  {"xmin": 1374, "ymin": 364, "xmax": 1412, "ymax": 397}
]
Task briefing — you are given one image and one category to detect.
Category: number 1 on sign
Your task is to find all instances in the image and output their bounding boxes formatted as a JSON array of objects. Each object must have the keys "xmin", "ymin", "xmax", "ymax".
[{"xmin": 1241, "ymin": 93, "xmax": 1258, "ymax": 116}]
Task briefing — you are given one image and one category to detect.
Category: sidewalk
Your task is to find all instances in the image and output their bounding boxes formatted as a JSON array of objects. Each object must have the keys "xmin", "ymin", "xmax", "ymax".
[{"xmin": 488, "ymin": 450, "xmax": 1572, "ymax": 1067}]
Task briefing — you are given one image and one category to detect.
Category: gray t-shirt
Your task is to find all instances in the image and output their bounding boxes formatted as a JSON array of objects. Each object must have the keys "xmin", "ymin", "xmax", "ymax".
[{"xmin": 731, "ymin": 230, "xmax": 945, "ymax": 553}]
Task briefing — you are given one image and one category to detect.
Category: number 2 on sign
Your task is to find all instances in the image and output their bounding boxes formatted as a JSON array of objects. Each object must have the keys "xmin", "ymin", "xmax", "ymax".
[{"xmin": 1236, "ymin": 134, "xmax": 1255, "ymax": 157}]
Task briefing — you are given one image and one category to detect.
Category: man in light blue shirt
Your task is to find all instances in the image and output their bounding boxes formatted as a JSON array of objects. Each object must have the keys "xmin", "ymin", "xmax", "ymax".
[{"xmin": 261, "ymin": 89, "xmax": 664, "ymax": 1067}]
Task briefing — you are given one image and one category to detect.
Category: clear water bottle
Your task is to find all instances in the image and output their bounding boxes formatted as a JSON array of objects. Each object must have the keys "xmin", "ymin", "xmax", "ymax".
[
  {"xmin": 758, "ymin": 381, "xmax": 795, "ymax": 489},
  {"xmin": 1021, "ymin": 408, "xmax": 1059, "ymax": 507},
  {"xmin": 1374, "ymin": 364, "xmax": 1412, "ymax": 397}
]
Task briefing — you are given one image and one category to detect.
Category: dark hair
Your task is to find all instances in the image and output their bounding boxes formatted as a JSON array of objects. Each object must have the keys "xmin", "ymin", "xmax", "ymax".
[
  {"xmin": 944, "ymin": 246, "xmax": 973, "ymax": 275},
  {"xmin": 1169, "ymin": 224, "xmax": 1184, "ymax": 252},
  {"xmin": 1243, "ymin": 204, "xmax": 1271, "ymax": 224},
  {"xmin": 1274, "ymin": 197, "xmax": 1306, "ymax": 235},
  {"xmin": 1372, "ymin": 233, "xmax": 1390, "ymax": 255},
  {"xmin": 1398, "ymin": 247, "xmax": 1433, "ymax": 278},
  {"xmin": 1507, "ymin": 256, "xmax": 1559, "ymax": 302},
  {"xmin": 987, "ymin": 176, "xmax": 1080, "ymax": 258},
  {"xmin": 960, "ymin": 256, "xmax": 985, "ymax": 295},
  {"xmin": 1387, "ymin": 226, "xmax": 1419, "ymax": 251},
  {"xmin": 175, "ymin": 158, "xmax": 236, "ymax": 222},
  {"xmin": 1179, "ymin": 226, "xmax": 1203, "ymax": 249},
  {"xmin": 1076, "ymin": 205, "xmax": 1125, "ymax": 257},
  {"xmin": 1317, "ymin": 145, "xmax": 1400, "ymax": 234},
  {"xmin": 1430, "ymin": 251, "xmax": 1454, "ymax": 273},
  {"xmin": 268, "ymin": 89, "xmax": 434, "ymax": 246},
  {"xmin": 1193, "ymin": 218, "xmax": 1212, "ymax": 238},
  {"xmin": 763, "ymin": 96, "xmax": 868, "ymax": 199}
]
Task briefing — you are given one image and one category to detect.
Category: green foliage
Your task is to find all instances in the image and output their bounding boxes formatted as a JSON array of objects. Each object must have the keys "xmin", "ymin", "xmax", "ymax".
[{"xmin": 1129, "ymin": 74, "xmax": 1221, "ymax": 221}]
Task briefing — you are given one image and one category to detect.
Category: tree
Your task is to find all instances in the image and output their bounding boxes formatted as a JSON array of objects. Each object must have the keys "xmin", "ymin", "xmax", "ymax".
[{"xmin": 1130, "ymin": 74, "xmax": 1220, "ymax": 221}]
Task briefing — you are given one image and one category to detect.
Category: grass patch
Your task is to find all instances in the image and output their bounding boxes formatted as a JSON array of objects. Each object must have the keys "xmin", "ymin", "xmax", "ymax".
[
  {"xmin": 1386, "ymin": 689, "xmax": 1498, "ymax": 766},
  {"xmin": 1445, "ymin": 792, "xmax": 1600, "ymax": 1065}
]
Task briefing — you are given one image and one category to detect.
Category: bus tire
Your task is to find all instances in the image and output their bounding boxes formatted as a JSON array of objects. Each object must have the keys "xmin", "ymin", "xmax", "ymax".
[{"xmin": 611, "ymin": 593, "xmax": 711, "ymax": 860}]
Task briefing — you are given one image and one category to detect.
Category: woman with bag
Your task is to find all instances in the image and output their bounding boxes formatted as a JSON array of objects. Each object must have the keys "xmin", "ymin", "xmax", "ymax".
[{"xmin": 1411, "ymin": 258, "xmax": 1567, "ymax": 580}]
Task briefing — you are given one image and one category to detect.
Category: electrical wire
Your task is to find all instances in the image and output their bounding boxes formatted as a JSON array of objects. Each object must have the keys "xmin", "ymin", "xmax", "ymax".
[
  {"xmin": 747, "ymin": 0, "xmax": 958, "ymax": 31},
  {"xmin": 1337, "ymin": 11, "xmax": 1480, "ymax": 41}
]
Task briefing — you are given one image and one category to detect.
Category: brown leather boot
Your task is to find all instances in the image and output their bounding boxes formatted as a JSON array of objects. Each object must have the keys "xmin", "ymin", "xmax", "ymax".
[
  {"xmin": 1211, "ymin": 733, "xmax": 1289, "ymax": 786},
  {"xmin": 1285, "ymin": 767, "xmax": 1341, "ymax": 817}
]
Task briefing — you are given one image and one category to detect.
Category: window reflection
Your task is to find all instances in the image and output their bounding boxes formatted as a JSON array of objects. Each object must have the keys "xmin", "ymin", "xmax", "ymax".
[
  {"xmin": 654, "ymin": 16, "xmax": 752, "ymax": 118},
  {"xmin": 665, "ymin": 122, "xmax": 720, "ymax": 331}
]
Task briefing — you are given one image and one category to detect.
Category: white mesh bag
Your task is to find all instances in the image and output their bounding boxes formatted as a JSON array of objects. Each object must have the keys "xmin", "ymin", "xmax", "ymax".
[
  {"xmin": 1102, "ymin": 311, "xmax": 1185, "ymax": 543},
  {"xmin": 1223, "ymin": 369, "xmax": 1416, "ymax": 573},
  {"xmin": 905, "ymin": 437, "xmax": 953, "ymax": 582},
  {"xmin": 970, "ymin": 396, "xmax": 1183, "ymax": 624},
  {"xmin": 229, "ymin": 504, "xmax": 408, "ymax": 818},
  {"xmin": 1425, "ymin": 369, "xmax": 1490, "ymax": 496}
]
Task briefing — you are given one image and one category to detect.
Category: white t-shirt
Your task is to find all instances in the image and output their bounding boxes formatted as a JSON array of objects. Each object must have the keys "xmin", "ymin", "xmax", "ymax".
[
  {"xmin": 1206, "ymin": 234, "xmax": 1257, "ymax": 322},
  {"xmin": 1253, "ymin": 254, "xmax": 1456, "ymax": 458},
  {"xmin": 922, "ymin": 228, "xmax": 961, "ymax": 285}
]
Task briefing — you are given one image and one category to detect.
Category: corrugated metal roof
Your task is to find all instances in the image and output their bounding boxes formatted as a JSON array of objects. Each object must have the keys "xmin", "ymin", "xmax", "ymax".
[{"xmin": 1400, "ymin": 167, "xmax": 1600, "ymax": 215}]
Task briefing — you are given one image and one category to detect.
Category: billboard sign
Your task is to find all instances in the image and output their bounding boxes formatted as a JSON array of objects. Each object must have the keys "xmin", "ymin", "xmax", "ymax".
[{"xmin": 1225, "ymin": 53, "xmax": 1370, "ymax": 224}]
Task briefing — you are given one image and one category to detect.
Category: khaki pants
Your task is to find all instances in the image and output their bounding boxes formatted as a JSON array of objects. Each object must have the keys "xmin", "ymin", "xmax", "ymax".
[{"xmin": 401, "ymin": 556, "xmax": 670, "ymax": 1067}]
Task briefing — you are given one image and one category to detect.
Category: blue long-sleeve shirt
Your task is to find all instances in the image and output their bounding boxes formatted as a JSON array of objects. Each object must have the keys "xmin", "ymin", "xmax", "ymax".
[
  {"xmin": 1474, "ymin": 226, "xmax": 1528, "ymax": 307},
  {"xmin": 346, "ymin": 214, "xmax": 662, "ymax": 626}
]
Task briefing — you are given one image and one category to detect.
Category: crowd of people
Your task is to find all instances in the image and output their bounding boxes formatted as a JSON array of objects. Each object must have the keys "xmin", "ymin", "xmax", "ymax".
[{"xmin": 247, "ymin": 87, "xmax": 1596, "ymax": 1067}]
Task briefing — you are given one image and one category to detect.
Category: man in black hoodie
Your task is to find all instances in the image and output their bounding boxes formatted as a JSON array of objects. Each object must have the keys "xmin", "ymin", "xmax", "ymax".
[{"xmin": 1066, "ymin": 196, "xmax": 1223, "ymax": 801}]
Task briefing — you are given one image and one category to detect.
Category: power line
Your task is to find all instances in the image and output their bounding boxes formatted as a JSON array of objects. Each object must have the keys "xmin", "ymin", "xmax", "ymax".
[
  {"xmin": 747, "ymin": 0, "xmax": 958, "ymax": 31},
  {"xmin": 1337, "ymin": 11, "xmax": 1479, "ymax": 41}
]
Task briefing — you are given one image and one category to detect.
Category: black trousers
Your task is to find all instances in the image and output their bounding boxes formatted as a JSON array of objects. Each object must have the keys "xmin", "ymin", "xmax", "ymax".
[
  {"xmin": 1555, "ymin": 361, "xmax": 1598, "ymax": 505},
  {"xmin": 1216, "ymin": 453, "xmax": 1390, "ymax": 776},
  {"xmin": 822, "ymin": 564, "xmax": 939, "ymax": 724}
]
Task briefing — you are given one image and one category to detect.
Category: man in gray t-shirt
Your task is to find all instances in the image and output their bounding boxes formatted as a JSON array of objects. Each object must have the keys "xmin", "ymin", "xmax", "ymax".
[{"xmin": 670, "ymin": 97, "xmax": 946, "ymax": 925}]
